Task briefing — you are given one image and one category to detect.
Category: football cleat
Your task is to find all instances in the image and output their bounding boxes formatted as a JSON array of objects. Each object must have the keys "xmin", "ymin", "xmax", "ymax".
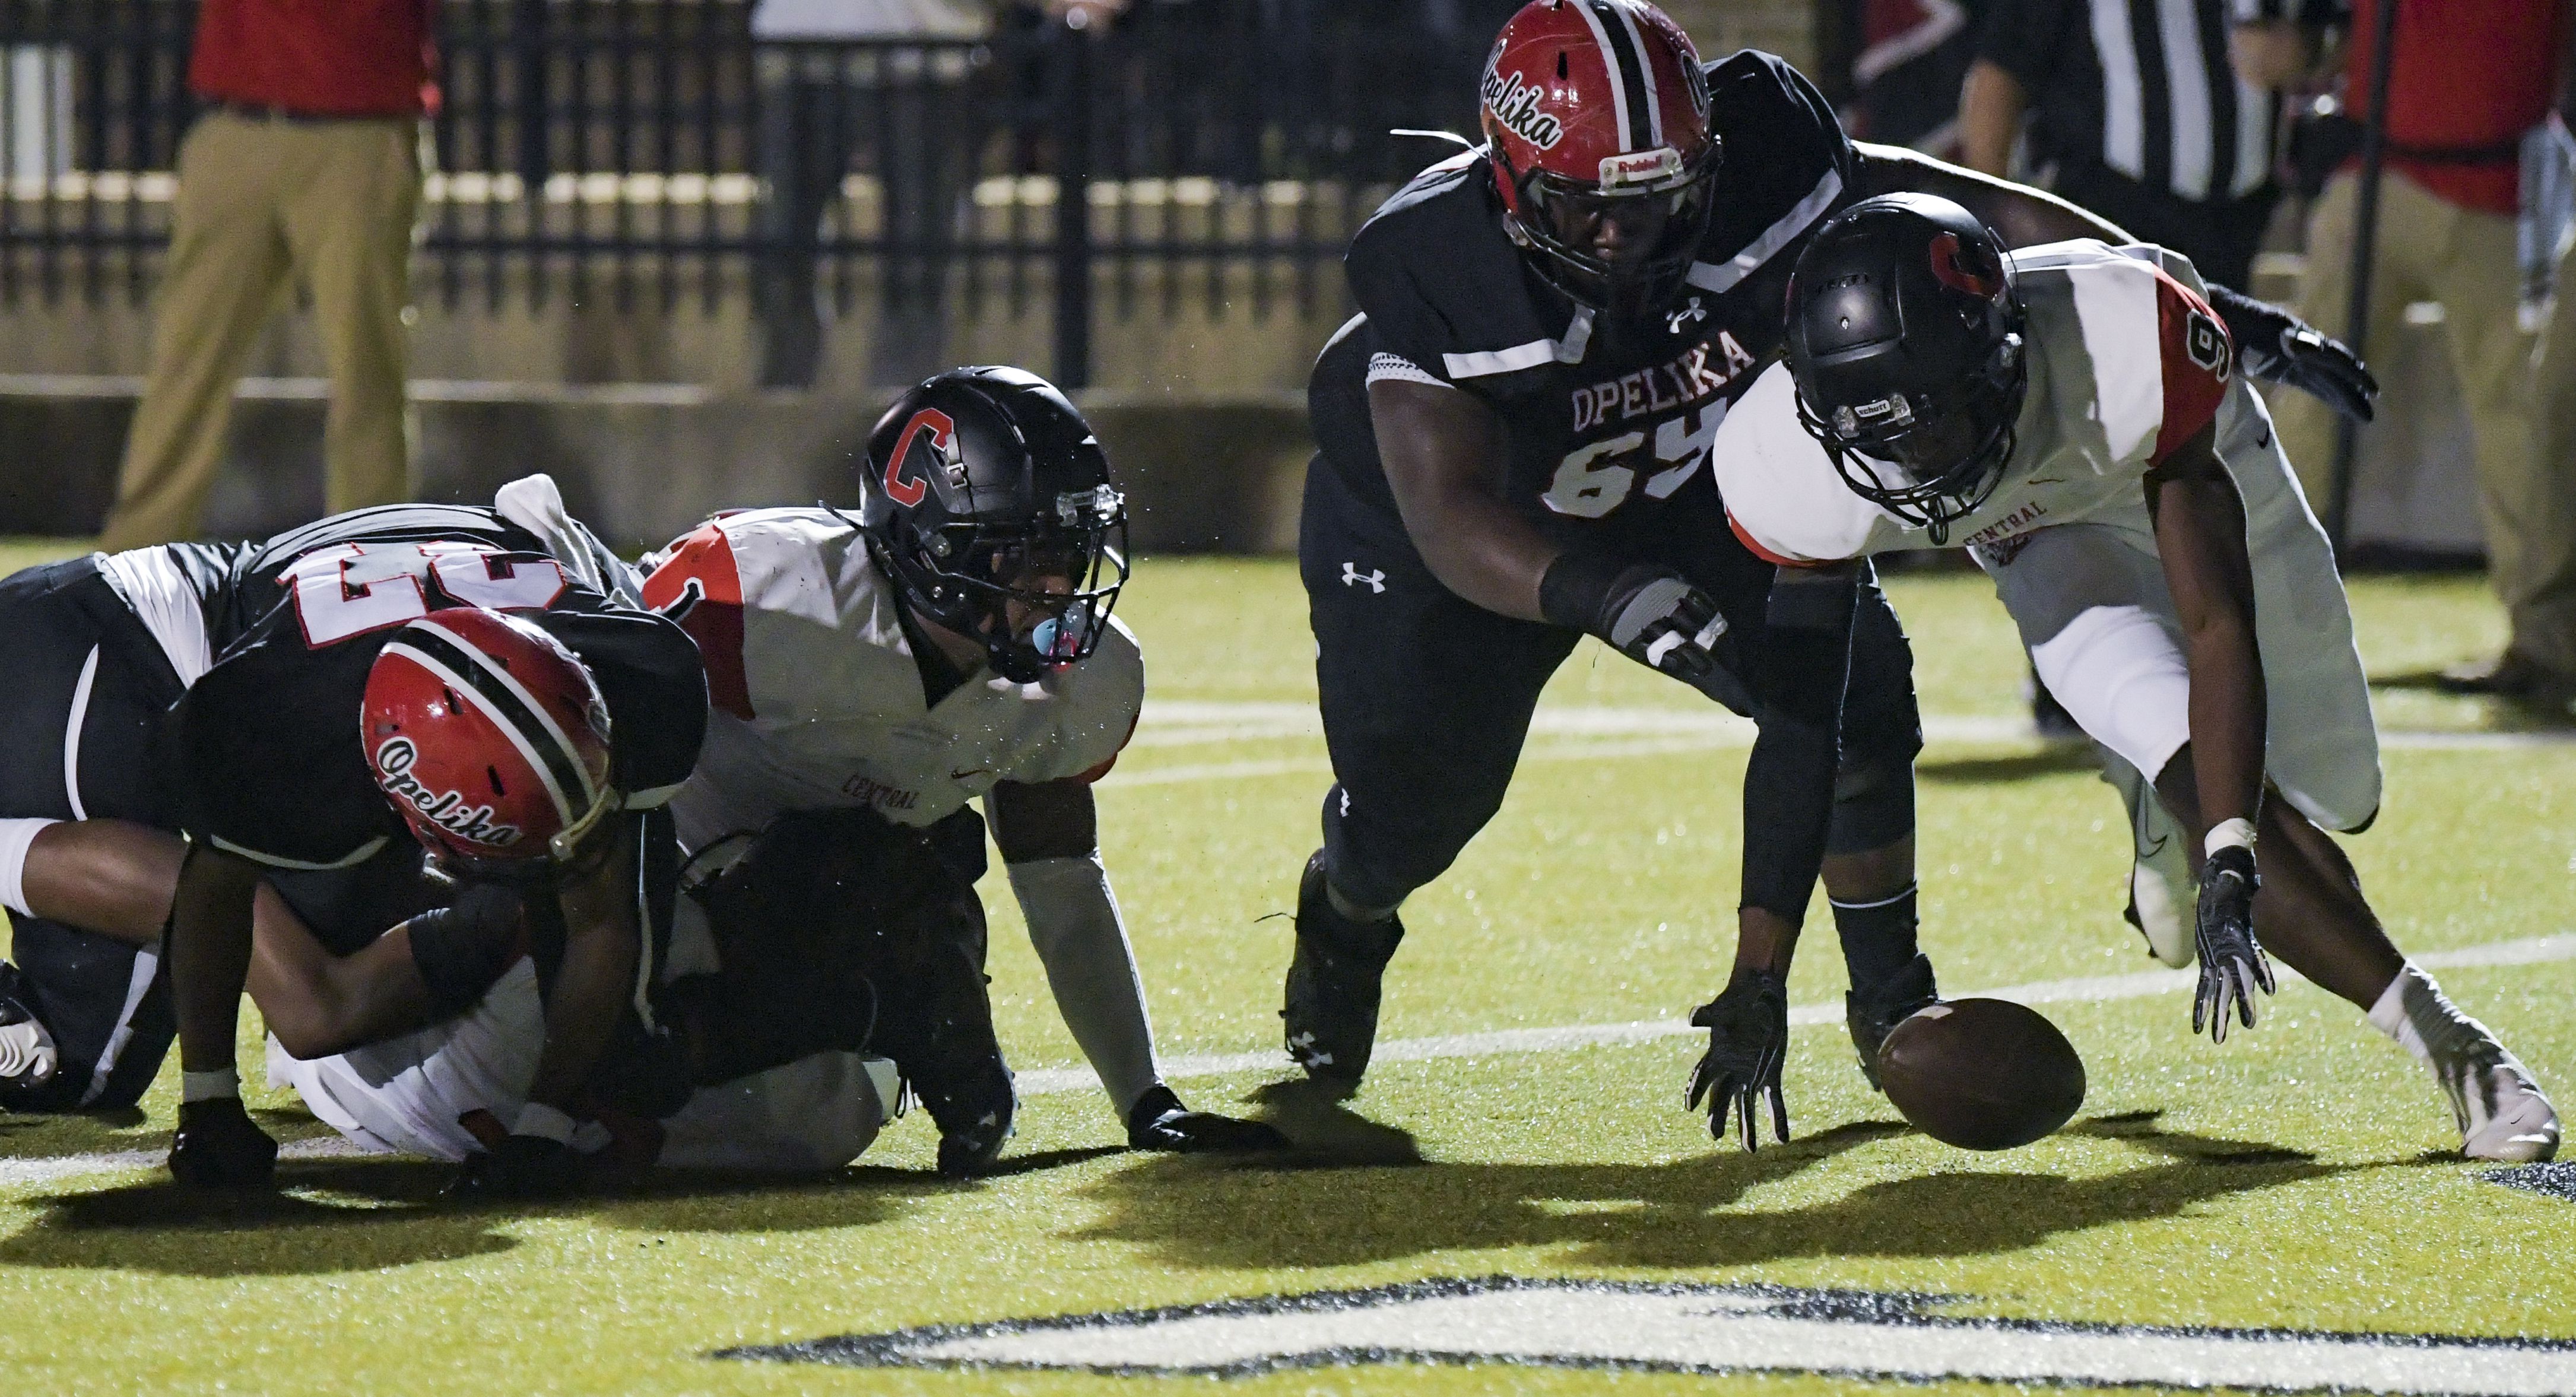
[
  {"xmin": 2373, "ymin": 964, "xmax": 2560, "ymax": 1163},
  {"xmin": 167, "ymin": 1097, "xmax": 280, "ymax": 1190},
  {"xmin": 1281, "ymin": 850, "xmax": 1404, "ymax": 1093},
  {"xmin": 2124, "ymin": 838, "xmax": 2195, "ymax": 969},
  {"xmin": 0, "ymin": 963, "xmax": 59, "ymax": 1095},
  {"xmin": 1844, "ymin": 952, "xmax": 1940, "ymax": 1091}
]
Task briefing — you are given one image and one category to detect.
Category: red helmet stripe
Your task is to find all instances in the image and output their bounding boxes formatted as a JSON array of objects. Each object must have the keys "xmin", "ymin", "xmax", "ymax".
[{"xmin": 396, "ymin": 617, "xmax": 599, "ymax": 826}]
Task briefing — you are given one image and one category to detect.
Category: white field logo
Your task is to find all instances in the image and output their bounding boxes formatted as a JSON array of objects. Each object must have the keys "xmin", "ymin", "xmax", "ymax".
[
  {"xmin": 1482, "ymin": 68, "xmax": 1563, "ymax": 150},
  {"xmin": 721, "ymin": 1278, "xmax": 2576, "ymax": 1395},
  {"xmin": 374, "ymin": 736, "xmax": 522, "ymax": 849}
]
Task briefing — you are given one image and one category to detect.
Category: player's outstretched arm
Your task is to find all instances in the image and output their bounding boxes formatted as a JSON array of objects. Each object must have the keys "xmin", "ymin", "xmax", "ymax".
[
  {"xmin": 165, "ymin": 843, "xmax": 279, "ymax": 1189},
  {"xmin": 1372, "ymin": 380, "xmax": 1744, "ymax": 704},
  {"xmin": 2148, "ymin": 425, "xmax": 2278, "ymax": 1039},
  {"xmin": 991, "ymin": 778, "xmax": 1287, "ymax": 1154}
]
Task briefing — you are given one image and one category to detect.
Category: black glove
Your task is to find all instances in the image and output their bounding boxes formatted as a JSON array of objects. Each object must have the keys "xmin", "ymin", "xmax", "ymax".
[
  {"xmin": 1540, "ymin": 555, "xmax": 1750, "ymax": 713},
  {"xmin": 1684, "ymin": 970, "xmax": 1790, "ymax": 1150},
  {"xmin": 2206, "ymin": 283, "xmax": 2380, "ymax": 423},
  {"xmin": 1125, "ymin": 1084, "xmax": 1293, "ymax": 1153},
  {"xmin": 447, "ymin": 1134, "xmax": 585, "ymax": 1201},
  {"xmin": 2192, "ymin": 844, "xmax": 2275, "ymax": 1042}
]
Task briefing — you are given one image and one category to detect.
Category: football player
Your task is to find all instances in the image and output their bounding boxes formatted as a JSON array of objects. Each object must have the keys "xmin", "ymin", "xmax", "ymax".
[
  {"xmin": 1706, "ymin": 193, "xmax": 2556, "ymax": 1161},
  {"xmin": 158, "ymin": 493, "xmax": 711, "ymax": 1192},
  {"xmin": 0, "ymin": 480, "xmax": 644, "ymax": 1119},
  {"xmin": 639, "ymin": 366, "xmax": 1287, "ymax": 1175},
  {"xmin": 1286, "ymin": 0, "xmax": 2374, "ymax": 1147}
]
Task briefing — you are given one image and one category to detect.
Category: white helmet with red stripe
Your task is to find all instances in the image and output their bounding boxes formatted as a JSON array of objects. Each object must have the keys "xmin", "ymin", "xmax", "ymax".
[
  {"xmin": 362, "ymin": 607, "xmax": 617, "ymax": 877},
  {"xmin": 1481, "ymin": 0, "xmax": 1718, "ymax": 323}
]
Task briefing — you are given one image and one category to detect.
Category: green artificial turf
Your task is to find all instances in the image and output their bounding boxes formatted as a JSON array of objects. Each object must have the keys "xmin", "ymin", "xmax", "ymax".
[{"xmin": 0, "ymin": 541, "xmax": 2569, "ymax": 1395}]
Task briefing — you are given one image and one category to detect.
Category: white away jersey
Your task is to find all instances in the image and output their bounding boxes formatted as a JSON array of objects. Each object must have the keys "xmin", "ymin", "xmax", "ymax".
[
  {"xmin": 637, "ymin": 509, "xmax": 1143, "ymax": 849},
  {"xmin": 1712, "ymin": 240, "xmax": 2236, "ymax": 565}
]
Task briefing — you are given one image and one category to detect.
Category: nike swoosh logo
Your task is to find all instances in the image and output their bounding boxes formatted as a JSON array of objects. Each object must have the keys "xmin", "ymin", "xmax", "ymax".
[
  {"xmin": 950, "ymin": 767, "xmax": 992, "ymax": 781},
  {"xmin": 2025, "ymin": 477, "xmax": 2065, "ymax": 485}
]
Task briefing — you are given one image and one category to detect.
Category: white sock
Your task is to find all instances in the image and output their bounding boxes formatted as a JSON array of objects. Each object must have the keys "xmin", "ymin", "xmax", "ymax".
[
  {"xmin": 0, "ymin": 817, "xmax": 61, "ymax": 917},
  {"xmin": 180, "ymin": 1067, "xmax": 239, "ymax": 1104}
]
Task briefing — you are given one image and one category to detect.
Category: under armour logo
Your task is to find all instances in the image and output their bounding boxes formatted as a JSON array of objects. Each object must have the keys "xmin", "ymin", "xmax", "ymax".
[
  {"xmin": 1341, "ymin": 563, "xmax": 1386, "ymax": 593},
  {"xmin": 1667, "ymin": 296, "xmax": 1707, "ymax": 335}
]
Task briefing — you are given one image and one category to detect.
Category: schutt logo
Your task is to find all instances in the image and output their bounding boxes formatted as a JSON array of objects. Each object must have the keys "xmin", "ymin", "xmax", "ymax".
[
  {"xmin": 1483, "ymin": 68, "xmax": 1564, "ymax": 150},
  {"xmin": 375, "ymin": 737, "xmax": 523, "ymax": 849}
]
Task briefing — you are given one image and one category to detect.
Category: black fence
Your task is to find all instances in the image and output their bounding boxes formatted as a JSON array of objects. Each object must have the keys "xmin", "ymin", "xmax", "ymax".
[{"xmin": 0, "ymin": 0, "xmax": 1487, "ymax": 386}]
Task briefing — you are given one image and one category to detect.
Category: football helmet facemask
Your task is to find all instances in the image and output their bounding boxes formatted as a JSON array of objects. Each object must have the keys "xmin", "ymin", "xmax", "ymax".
[
  {"xmin": 854, "ymin": 366, "xmax": 1130, "ymax": 684},
  {"xmin": 1785, "ymin": 193, "xmax": 2029, "ymax": 545},
  {"xmin": 1481, "ymin": 0, "xmax": 1720, "ymax": 325},
  {"xmin": 363, "ymin": 607, "xmax": 619, "ymax": 882}
]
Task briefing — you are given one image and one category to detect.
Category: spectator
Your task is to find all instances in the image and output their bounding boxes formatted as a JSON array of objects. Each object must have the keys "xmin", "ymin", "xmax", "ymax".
[
  {"xmin": 97, "ymin": 0, "xmax": 432, "ymax": 551},
  {"xmin": 1959, "ymin": 0, "xmax": 2292, "ymax": 289},
  {"xmin": 2249, "ymin": 0, "xmax": 2576, "ymax": 707},
  {"xmin": 752, "ymin": 0, "xmax": 1125, "ymax": 389}
]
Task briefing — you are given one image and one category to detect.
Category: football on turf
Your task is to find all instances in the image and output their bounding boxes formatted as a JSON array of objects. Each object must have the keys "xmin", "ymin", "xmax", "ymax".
[{"xmin": 1876, "ymin": 998, "xmax": 2086, "ymax": 1150}]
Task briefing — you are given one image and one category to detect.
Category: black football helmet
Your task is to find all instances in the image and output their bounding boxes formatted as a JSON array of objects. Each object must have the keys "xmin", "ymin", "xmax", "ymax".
[
  {"xmin": 1783, "ymin": 193, "xmax": 2028, "ymax": 545},
  {"xmin": 854, "ymin": 366, "xmax": 1130, "ymax": 683}
]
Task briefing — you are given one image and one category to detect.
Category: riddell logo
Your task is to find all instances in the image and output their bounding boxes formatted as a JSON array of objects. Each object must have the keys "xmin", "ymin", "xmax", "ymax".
[
  {"xmin": 1482, "ymin": 68, "xmax": 1563, "ymax": 150},
  {"xmin": 374, "ymin": 737, "xmax": 523, "ymax": 849}
]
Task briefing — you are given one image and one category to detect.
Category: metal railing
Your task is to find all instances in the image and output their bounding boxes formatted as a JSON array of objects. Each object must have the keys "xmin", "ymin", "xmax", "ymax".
[{"xmin": 0, "ymin": 0, "xmax": 1483, "ymax": 386}]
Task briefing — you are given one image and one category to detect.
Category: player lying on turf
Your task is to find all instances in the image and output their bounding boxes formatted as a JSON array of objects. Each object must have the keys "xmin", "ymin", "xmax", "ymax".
[
  {"xmin": 0, "ymin": 482, "xmax": 670, "ymax": 1118},
  {"xmin": 153, "ymin": 492, "xmax": 715, "ymax": 1192},
  {"xmin": 1701, "ymin": 193, "xmax": 2558, "ymax": 1162},
  {"xmin": 268, "ymin": 798, "xmax": 1021, "ymax": 1182},
  {"xmin": 1280, "ymin": 0, "xmax": 2376, "ymax": 1148},
  {"xmin": 639, "ymin": 366, "xmax": 1287, "ymax": 1176}
]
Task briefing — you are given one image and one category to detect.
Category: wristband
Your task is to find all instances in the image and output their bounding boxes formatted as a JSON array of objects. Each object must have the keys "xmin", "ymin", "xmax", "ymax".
[
  {"xmin": 2203, "ymin": 818, "xmax": 2256, "ymax": 859},
  {"xmin": 512, "ymin": 1101, "xmax": 578, "ymax": 1144},
  {"xmin": 1537, "ymin": 551, "xmax": 1630, "ymax": 633}
]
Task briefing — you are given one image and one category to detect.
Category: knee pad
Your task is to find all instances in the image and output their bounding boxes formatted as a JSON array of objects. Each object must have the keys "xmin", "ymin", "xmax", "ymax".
[
  {"xmin": 407, "ymin": 884, "xmax": 528, "ymax": 1020},
  {"xmin": 1826, "ymin": 754, "xmax": 1917, "ymax": 856}
]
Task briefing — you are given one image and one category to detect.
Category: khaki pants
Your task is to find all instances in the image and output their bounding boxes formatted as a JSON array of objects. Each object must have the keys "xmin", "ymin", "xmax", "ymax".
[
  {"xmin": 99, "ymin": 112, "xmax": 421, "ymax": 550},
  {"xmin": 2271, "ymin": 169, "xmax": 2576, "ymax": 672}
]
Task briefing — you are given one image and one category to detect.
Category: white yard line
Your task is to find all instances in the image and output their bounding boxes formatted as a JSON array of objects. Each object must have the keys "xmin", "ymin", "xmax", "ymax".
[{"xmin": 1012, "ymin": 932, "xmax": 2576, "ymax": 1097}]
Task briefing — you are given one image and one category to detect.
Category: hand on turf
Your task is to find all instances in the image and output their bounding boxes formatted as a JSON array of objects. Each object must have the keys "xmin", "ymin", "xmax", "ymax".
[
  {"xmin": 2191, "ymin": 844, "xmax": 2274, "ymax": 1042},
  {"xmin": 447, "ymin": 1133, "xmax": 585, "ymax": 1200},
  {"xmin": 2207, "ymin": 284, "xmax": 2379, "ymax": 423},
  {"xmin": 1685, "ymin": 970, "xmax": 1790, "ymax": 1150},
  {"xmin": 1125, "ymin": 1085, "xmax": 1293, "ymax": 1153}
]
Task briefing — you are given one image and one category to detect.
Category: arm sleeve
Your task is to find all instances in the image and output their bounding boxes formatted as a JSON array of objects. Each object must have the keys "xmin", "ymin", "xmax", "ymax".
[
  {"xmin": 1734, "ymin": 568, "xmax": 1861, "ymax": 920},
  {"xmin": 1974, "ymin": 0, "xmax": 2071, "ymax": 90},
  {"xmin": 1005, "ymin": 853, "xmax": 1162, "ymax": 1116},
  {"xmin": 2151, "ymin": 268, "xmax": 2234, "ymax": 462}
]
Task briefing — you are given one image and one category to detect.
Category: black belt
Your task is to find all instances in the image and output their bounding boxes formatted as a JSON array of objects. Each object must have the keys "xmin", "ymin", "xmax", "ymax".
[{"xmin": 206, "ymin": 100, "xmax": 405, "ymax": 125}]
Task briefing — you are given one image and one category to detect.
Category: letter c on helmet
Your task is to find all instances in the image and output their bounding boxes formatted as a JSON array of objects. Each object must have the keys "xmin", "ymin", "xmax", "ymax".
[{"xmin": 882, "ymin": 408, "xmax": 954, "ymax": 509}]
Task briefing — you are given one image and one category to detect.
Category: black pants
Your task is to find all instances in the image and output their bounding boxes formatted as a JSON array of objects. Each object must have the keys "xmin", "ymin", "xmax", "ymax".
[
  {"xmin": 0, "ymin": 557, "xmax": 187, "ymax": 1111},
  {"xmin": 2050, "ymin": 163, "xmax": 2277, "ymax": 290},
  {"xmin": 1299, "ymin": 459, "xmax": 1923, "ymax": 913}
]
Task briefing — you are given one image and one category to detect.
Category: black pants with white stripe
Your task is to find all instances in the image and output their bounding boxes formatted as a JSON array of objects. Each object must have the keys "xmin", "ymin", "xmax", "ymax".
[
  {"xmin": 0, "ymin": 555, "xmax": 187, "ymax": 1112},
  {"xmin": 1299, "ymin": 456, "xmax": 1924, "ymax": 916}
]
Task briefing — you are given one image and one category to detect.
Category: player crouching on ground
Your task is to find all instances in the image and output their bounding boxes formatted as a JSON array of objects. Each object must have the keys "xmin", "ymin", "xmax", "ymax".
[
  {"xmin": 157, "ymin": 503, "xmax": 712, "ymax": 1193},
  {"xmin": 1709, "ymin": 194, "xmax": 2557, "ymax": 1161},
  {"xmin": 639, "ymin": 366, "xmax": 1286, "ymax": 1176}
]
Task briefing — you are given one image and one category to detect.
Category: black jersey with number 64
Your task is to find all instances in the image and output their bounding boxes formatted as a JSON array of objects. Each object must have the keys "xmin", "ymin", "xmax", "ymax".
[{"xmin": 172, "ymin": 505, "xmax": 707, "ymax": 872}]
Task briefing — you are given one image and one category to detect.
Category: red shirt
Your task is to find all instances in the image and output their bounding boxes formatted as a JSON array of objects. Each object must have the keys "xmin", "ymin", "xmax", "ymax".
[
  {"xmin": 189, "ymin": 0, "xmax": 435, "ymax": 118},
  {"xmin": 2343, "ymin": 0, "xmax": 2569, "ymax": 214}
]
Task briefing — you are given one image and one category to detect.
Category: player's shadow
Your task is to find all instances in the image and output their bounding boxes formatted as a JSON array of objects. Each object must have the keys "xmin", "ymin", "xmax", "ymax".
[
  {"xmin": 1917, "ymin": 746, "xmax": 2101, "ymax": 783},
  {"xmin": 0, "ymin": 1159, "xmax": 518, "ymax": 1278},
  {"xmin": 1076, "ymin": 1106, "xmax": 2379, "ymax": 1272},
  {"xmin": 570, "ymin": 1150, "xmax": 1124, "ymax": 1236}
]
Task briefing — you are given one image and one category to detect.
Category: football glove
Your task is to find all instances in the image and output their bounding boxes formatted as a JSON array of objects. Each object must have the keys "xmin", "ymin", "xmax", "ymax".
[
  {"xmin": 2206, "ymin": 283, "xmax": 2380, "ymax": 423},
  {"xmin": 2192, "ymin": 844, "xmax": 2275, "ymax": 1042},
  {"xmin": 447, "ymin": 1134, "xmax": 586, "ymax": 1201},
  {"xmin": 1125, "ymin": 1085, "xmax": 1293, "ymax": 1153},
  {"xmin": 1685, "ymin": 970, "xmax": 1790, "ymax": 1150}
]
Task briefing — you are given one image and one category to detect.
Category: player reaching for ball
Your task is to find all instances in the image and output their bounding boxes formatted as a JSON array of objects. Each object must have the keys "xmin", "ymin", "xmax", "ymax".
[{"xmin": 1705, "ymin": 193, "xmax": 2557, "ymax": 1162}]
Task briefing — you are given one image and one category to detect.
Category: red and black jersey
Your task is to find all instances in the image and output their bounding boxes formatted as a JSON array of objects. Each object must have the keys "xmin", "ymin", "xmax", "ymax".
[{"xmin": 173, "ymin": 509, "xmax": 706, "ymax": 872}]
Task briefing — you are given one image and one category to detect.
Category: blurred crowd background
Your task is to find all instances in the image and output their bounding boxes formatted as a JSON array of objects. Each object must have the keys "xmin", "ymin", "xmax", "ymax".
[{"xmin": 0, "ymin": 0, "xmax": 2567, "ymax": 698}]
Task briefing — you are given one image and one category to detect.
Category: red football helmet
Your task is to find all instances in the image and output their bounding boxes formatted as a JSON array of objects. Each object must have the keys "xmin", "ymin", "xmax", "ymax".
[
  {"xmin": 1480, "ymin": 0, "xmax": 1719, "ymax": 321},
  {"xmin": 361, "ymin": 607, "xmax": 617, "ymax": 877}
]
